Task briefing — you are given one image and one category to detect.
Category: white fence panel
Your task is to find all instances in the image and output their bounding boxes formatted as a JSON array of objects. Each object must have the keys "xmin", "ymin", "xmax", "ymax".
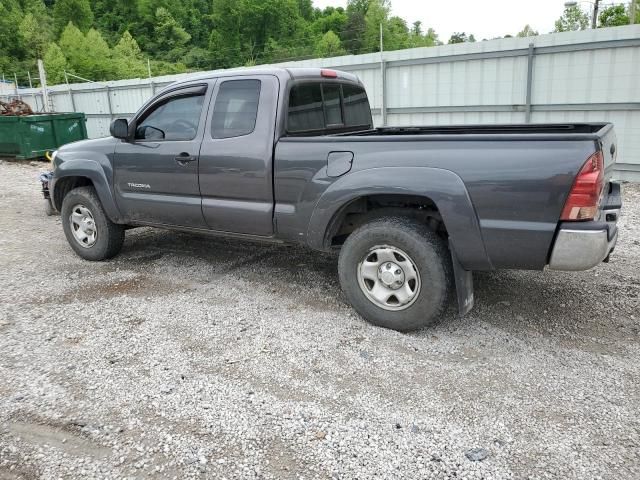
[{"xmin": 3, "ymin": 25, "xmax": 639, "ymax": 180}]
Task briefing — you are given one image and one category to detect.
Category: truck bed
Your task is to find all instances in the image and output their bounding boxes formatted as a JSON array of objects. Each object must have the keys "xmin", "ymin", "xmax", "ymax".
[{"xmin": 275, "ymin": 122, "xmax": 617, "ymax": 271}]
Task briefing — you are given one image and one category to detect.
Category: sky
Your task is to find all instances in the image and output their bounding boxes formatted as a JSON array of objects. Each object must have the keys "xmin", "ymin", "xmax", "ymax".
[{"xmin": 312, "ymin": 0, "xmax": 586, "ymax": 42}]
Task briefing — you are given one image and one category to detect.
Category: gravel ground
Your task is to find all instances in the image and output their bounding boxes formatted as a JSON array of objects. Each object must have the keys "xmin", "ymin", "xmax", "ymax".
[{"xmin": 0, "ymin": 159, "xmax": 639, "ymax": 480}]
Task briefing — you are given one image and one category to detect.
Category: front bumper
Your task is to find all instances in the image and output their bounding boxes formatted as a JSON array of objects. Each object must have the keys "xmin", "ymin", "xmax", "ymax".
[
  {"xmin": 39, "ymin": 171, "xmax": 53, "ymax": 200},
  {"xmin": 548, "ymin": 182, "xmax": 621, "ymax": 271}
]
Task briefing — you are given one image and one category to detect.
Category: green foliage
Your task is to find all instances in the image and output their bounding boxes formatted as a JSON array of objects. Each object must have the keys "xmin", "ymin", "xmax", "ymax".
[
  {"xmin": 363, "ymin": 0, "xmax": 389, "ymax": 51},
  {"xmin": 554, "ymin": 6, "xmax": 589, "ymax": 32},
  {"xmin": 113, "ymin": 31, "xmax": 146, "ymax": 78},
  {"xmin": 0, "ymin": 0, "xmax": 23, "ymax": 61},
  {"xmin": 19, "ymin": 13, "xmax": 50, "ymax": 58},
  {"xmin": 43, "ymin": 42, "xmax": 67, "ymax": 84},
  {"xmin": 339, "ymin": 0, "xmax": 373, "ymax": 54},
  {"xmin": 517, "ymin": 25, "xmax": 538, "ymax": 37},
  {"xmin": 53, "ymin": 0, "xmax": 94, "ymax": 34},
  {"xmin": 207, "ymin": 0, "xmax": 307, "ymax": 66},
  {"xmin": 448, "ymin": 32, "xmax": 475, "ymax": 44},
  {"xmin": 153, "ymin": 7, "xmax": 191, "ymax": 61},
  {"xmin": 315, "ymin": 30, "xmax": 346, "ymax": 57},
  {"xmin": 5, "ymin": 0, "xmax": 455, "ymax": 84},
  {"xmin": 598, "ymin": 5, "xmax": 633, "ymax": 27},
  {"xmin": 91, "ymin": 0, "xmax": 139, "ymax": 43}
]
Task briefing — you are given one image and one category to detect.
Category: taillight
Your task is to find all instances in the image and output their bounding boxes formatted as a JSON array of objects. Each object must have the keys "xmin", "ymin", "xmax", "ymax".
[
  {"xmin": 321, "ymin": 69, "xmax": 338, "ymax": 78},
  {"xmin": 560, "ymin": 151, "xmax": 604, "ymax": 221}
]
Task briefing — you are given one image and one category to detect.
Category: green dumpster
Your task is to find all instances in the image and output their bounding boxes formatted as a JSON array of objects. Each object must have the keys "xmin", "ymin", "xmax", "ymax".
[{"xmin": 0, "ymin": 112, "xmax": 88, "ymax": 160}]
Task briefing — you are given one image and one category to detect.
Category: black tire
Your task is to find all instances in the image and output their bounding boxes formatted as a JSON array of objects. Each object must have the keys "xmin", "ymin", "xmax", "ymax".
[
  {"xmin": 44, "ymin": 198, "xmax": 55, "ymax": 216},
  {"xmin": 338, "ymin": 217, "xmax": 451, "ymax": 332},
  {"xmin": 61, "ymin": 186, "xmax": 125, "ymax": 261}
]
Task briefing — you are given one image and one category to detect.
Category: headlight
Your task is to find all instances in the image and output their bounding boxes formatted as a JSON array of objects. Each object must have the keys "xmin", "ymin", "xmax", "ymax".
[{"xmin": 49, "ymin": 150, "xmax": 57, "ymax": 164}]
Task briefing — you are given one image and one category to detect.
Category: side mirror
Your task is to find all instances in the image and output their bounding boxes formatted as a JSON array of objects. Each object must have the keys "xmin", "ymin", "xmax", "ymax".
[{"xmin": 110, "ymin": 118, "xmax": 129, "ymax": 139}]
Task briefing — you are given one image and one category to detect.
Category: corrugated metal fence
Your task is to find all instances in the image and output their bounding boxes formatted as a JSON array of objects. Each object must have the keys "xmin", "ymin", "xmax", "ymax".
[{"xmin": 3, "ymin": 25, "xmax": 640, "ymax": 180}]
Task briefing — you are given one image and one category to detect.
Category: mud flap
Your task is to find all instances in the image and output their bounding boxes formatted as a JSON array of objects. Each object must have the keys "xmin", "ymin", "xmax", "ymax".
[{"xmin": 450, "ymin": 244, "xmax": 474, "ymax": 315}]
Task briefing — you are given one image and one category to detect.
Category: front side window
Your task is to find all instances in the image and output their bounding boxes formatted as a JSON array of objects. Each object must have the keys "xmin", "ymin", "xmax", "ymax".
[
  {"xmin": 136, "ymin": 93, "xmax": 205, "ymax": 141},
  {"xmin": 211, "ymin": 79, "xmax": 261, "ymax": 139}
]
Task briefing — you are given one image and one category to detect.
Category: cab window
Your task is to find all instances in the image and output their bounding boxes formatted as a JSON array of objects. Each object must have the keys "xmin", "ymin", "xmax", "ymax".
[
  {"xmin": 211, "ymin": 80, "xmax": 261, "ymax": 139},
  {"xmin": 287, "ymin": 82, "xmax": 372, "ymax": 134},
  {"xmin": 136, "ymin": 93, "xmax": 205, "ymax": 141}
]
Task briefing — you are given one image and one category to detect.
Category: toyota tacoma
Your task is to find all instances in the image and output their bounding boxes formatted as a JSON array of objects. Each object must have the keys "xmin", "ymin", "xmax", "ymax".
[{"xmin": 45, "ymin": 67, "xmax": 622, "ymax": 331}]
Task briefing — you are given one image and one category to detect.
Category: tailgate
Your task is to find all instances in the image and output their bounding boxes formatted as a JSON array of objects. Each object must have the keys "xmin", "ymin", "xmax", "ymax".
[
  {"xmin": 597, "ymin": 123, "xmax": 617, "ymax": 180},
  {"xmin": 596, "ymin": 124, "xmax": 622, "ymax": 221}
]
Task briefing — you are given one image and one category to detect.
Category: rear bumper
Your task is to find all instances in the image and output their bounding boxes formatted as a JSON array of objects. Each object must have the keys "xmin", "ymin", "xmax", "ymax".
[
  {"xmin": 548, "ymin": 226, "xmax": 617, "ymax": 271},
  {"xmin": 548, "ymin": 182, "xmax": 621, "ymax": 271}
]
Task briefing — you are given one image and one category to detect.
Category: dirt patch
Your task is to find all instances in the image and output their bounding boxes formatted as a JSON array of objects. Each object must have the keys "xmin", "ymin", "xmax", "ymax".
[{"xmin": 5, "ymin": 420, "xmax": 112, "ymax": 460}]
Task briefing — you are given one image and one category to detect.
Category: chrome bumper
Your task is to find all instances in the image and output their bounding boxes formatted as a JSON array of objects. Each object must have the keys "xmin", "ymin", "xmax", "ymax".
[
  {"xmin": 549, "ymin": 181, "xmax": 621, "ymax": 272},
  {"xmin": 548, "ymin": 226, "xmax": 618, "ymax": 271}
]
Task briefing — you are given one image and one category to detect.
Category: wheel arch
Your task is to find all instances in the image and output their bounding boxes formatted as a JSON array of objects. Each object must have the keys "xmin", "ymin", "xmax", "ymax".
[
  {"xmin": 307, "ymin": 167, "xmax": 492, "ymax": 271},
  {"xmin": 52, "ymin": 160, "xmax": 122, "ymax": 223}
]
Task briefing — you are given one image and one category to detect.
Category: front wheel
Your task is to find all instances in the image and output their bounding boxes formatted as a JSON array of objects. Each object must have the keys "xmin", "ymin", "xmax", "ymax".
[
  {"xmin": 338, "ymin": 217, "xmax": 451, "ymax": 332},
  {"xmin": 61, "ymin": 186, "xmax": 125, "ymax": 261}
]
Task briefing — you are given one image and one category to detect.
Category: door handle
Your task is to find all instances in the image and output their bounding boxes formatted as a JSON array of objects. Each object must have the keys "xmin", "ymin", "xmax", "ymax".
[{"xmin": 175, "ymin": 152, "xmax": 196, "ymax": 165}]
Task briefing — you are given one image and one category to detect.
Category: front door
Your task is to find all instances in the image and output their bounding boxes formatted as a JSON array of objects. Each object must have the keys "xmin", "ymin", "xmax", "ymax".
[
  {"xmin": 113, "ymin": 83, "xmax": 212, "ymax": 227},
  {"xmin": 198, "ymin": 75, "xmax": 279, "ymax": 236}
]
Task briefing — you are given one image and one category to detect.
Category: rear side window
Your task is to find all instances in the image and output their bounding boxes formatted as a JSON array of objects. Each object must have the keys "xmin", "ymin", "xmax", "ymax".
[
  {"xmin": 287, "ymin": 82, "xmax": 371, "ymax": 134},
  {"xmin": 288, "ymin": 84, "xmax": 324, "ymax": 132},
  {"xmin": 322, "ymin": 84, "xmax": 343, "ymax": 126},
  {"xmin": 342, "ymin": 84, "xmax": 371, "ymax": 127},
  {"xmin": 211, "ymin": 79, "xmax": 261, "ymax": 139}
]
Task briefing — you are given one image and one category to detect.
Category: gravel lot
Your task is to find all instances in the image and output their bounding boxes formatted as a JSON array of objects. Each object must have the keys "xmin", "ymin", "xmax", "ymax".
[{"xmin": 0, "ymin": 159, "xmax": 639, "ymax": 480}]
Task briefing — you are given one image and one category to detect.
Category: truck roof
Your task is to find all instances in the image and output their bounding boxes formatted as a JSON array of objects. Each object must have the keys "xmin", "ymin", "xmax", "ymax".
[{"xmin": 169, "ymin": 67, "xmax": 362, "ymax": 88}]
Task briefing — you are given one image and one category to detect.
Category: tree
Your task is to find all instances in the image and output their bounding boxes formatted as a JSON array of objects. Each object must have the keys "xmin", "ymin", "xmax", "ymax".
[
  {"xmin": 91, "ymin": 0, "xmax": 141, "ymax": 44},
  {"xmin": 363, "ymin": 0, "xmax": 389, "ymax": 52},
  {"xmin": 0, "ymin": 0, "xmax": 23, "ymax": 71},
  {"xmin": 517, "ymin": 24, "xmax": 538, "ymax": 37},
  {"xmin": 207, "ymin": 0, "xmax": 307, "ymax": 68},
  {"xmin": 43, "ymin": 42, "xmax": 67, "ymax": 84},
  {"xmin": 53, "ymin": 0, "xmax": 94, "ymax": 34},
  {"xmin": 315, "ymin": 30, "xmax": 346, "ymax": 57},
  {"xmin": 342, "ymin": 0, "xmax": 369, "ymax": 53},
  {"xmin": 598, "ymin": 5, "xmax": 629, "ymax": 27},
  {"xmin": 448, "ymin": 32, "xmax": 474, "ymax": 44},
  {"xmin": 554, "ymin": 6, "xmax": 589, "ymax": 32},
  {"xmin": 113, "ymin": 31, "xmax": 147, "ymax": 79},
  {"xmin": 19, "ymin": 13, "xmax": 50, "ymax": 59},
  {"xmin": 59, "ymin": 23, "xmax": 115, "ymax": 80},
  {"xmin": 153, "ymin": 7, "xmax": 191, "ymax": 55},
  {"xmin": 311, "ymin": 7, "xmax": 348, "ymax": 36},
  {"xmin": 412, "ymin": 21, "xmax": 423, "ymax": 36}
]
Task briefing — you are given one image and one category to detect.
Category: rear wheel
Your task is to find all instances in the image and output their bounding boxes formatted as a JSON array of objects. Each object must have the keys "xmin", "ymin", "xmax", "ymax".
[
  {"xmin": 61, "ymin": 186, "xmax": 124, "ymax": 261},
  {"xmin": 338, "ymin": 217, "xmax": 451, "ymax": 331}
]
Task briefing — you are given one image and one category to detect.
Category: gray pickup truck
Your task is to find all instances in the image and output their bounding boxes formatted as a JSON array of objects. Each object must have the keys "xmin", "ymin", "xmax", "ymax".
[{"xmin": 47, "ymin": 67, "xmax": 622, "ymax": 331}]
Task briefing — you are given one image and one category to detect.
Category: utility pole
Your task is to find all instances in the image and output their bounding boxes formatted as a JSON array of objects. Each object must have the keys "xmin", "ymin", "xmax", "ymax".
[
  {"xmin": 37, "ymin": 59, "xmax": 50, "ymax": 112},
  {"xmin": 14, "ymin": 73, "xmax": 20, "ymax": 99},
  {"xmin": 379, "ymin": 23, "xmax": 386, "ymax": 127},
  {"xmin": 631, "ymin": 0, "xmax": 637, "ymax": 25},
  {"xmin": 591, "ymin": 0, "xmax": 600, "ymax": 29}
]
